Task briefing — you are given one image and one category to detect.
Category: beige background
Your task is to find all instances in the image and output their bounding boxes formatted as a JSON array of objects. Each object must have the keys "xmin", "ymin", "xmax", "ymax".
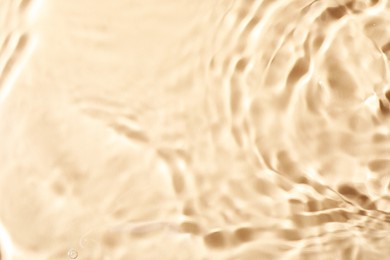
[{"xmin": 1, "ymin": 0, "xmax": 390, "ymax": 259}]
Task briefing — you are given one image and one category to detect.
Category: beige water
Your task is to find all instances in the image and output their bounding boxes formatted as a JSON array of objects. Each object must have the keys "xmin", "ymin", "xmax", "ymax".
[{"xmin": 1, "ymin": 0, "xmax": 390, "ymax": 259}]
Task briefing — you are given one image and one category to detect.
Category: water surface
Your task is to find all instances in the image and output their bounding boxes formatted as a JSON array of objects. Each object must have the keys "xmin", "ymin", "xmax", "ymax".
[{"xmin": 1, "ymin": 0, "xmax": 390, "ymax": 259}]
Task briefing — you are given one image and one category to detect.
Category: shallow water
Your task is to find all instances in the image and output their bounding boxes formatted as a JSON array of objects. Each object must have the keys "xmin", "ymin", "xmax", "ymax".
[{"xmin": 1, "ymin": 0, "xmax": 390, "ymax": 259}]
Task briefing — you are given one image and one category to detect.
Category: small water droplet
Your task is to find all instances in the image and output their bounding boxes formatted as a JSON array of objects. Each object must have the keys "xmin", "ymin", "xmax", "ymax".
[{"xmin": 67, "ymin": 249, "xmax": 78, "ymax": 259}]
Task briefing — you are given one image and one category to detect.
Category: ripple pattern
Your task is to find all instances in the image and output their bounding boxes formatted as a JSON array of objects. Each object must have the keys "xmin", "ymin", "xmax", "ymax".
[{"xmin": 1, "ymin": 0, "xmax": 390, "ymax": 259}]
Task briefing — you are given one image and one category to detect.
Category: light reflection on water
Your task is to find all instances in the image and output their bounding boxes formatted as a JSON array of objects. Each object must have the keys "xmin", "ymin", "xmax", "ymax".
[{"xmin": 1, "ymin": 0, "xmax": 390, "ymax": 259}]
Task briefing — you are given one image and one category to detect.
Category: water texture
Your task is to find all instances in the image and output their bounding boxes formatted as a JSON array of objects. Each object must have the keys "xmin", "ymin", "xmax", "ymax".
[{"xmin": 1, "ymin": 0, "xmax": 390, "ymax": 259}]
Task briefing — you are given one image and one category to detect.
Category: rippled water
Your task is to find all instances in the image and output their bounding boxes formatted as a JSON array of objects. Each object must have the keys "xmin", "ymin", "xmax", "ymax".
[{"xmin": 1, "ymin": 0, "xmax": 390, "ymax": 259}]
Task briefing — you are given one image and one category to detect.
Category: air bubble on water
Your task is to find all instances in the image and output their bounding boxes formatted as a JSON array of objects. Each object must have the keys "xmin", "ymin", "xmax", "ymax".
[{"xmin": 67, "ymin": 249, "xmax": 78, "ymax": 259}]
